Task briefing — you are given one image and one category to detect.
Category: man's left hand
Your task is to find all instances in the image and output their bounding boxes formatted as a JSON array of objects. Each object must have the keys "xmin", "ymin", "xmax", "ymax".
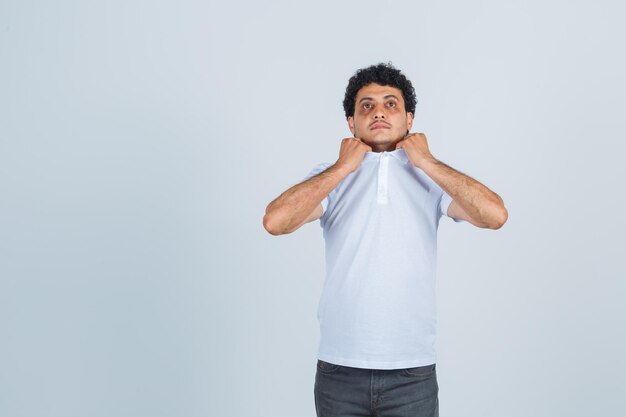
[{"xmin": 395, "ymin": 132, "xmax": 436, "ymax": 168}]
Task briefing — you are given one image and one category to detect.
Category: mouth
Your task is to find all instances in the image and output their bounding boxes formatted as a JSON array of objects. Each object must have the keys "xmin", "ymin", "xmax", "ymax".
[{"xmin": 371, "ymin": 123, "xmax": 390, "ymax": 130}]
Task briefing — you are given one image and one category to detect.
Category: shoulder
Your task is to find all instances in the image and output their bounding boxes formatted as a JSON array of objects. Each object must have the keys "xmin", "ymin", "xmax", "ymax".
[{"xmin": 303, "ymin": 162, "xmax": 333, "ymax": 180}]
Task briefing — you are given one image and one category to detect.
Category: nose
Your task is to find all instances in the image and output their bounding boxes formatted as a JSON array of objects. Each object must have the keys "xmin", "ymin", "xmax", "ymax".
[{"xmin": 373, "ymin": 107, "xmax": 386, "ymax": 119}]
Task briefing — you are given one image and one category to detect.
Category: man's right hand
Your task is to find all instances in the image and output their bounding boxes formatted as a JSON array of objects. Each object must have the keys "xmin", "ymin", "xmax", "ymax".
[{"xmin": 336, "ymin": 137, "xmax": 372, "ymax": 174}]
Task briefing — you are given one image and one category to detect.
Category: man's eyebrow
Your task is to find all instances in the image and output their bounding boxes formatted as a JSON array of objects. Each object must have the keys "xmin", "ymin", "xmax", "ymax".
[{"xmin": 358, "ymin": 94, "xmax": 400, "ymax": 103}]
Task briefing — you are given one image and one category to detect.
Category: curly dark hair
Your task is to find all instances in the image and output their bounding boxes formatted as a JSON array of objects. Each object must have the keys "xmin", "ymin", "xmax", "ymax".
[{"xmin": 342, "ymin": 61, "xmax": 417, "ymax": 120}]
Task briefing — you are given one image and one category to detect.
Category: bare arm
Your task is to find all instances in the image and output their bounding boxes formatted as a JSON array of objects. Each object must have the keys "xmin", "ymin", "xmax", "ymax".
[
  {"xmin": 422, "ymin": 158, "xmax": 507, "ymax": 229},
  {"xmin": 396, "ymin": 132, "xmax": 508, "ymax": 229},
  {"xmin": 263, "ymin": 163, "xmax": 350, "ymax": 235},
  {"xmin": 263, "ymin": 137, "xmax": 371, "ymax": 236}
]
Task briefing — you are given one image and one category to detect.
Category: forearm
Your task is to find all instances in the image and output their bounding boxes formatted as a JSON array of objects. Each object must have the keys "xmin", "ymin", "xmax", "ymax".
[
  {"xmin": 264, "ymin": 163, "xmax": 349, "ymax": 235},
  {"xmin": 420, "ymin": 157, "xmax": 506, "ymax": 227}
]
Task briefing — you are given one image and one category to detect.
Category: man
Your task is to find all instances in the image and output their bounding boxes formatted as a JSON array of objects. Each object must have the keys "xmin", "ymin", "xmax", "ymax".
[{"xmin": 263, "ymin": 62, "xmax": 507, "ymax": 417}]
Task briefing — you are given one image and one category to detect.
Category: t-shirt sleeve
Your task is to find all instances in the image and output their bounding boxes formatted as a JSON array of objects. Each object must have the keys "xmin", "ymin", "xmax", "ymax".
[
  {"xmin": 302, "ymin": 162, "xmax": 333, "ymax": 214},
  {"xmin": 439, "ymin": 190, "xmax": 466, "ymax": 223}
]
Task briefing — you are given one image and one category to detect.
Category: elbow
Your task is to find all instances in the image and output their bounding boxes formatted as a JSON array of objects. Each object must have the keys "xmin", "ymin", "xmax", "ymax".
[
  {"xmin": 490, "ymin": 206, "xmax": 508, "ymax": 230},
  {"xmin": 263, "ymin": 213, "xmax": 280, "ymax": 236},
  {"xmin": 263, "ymin": 212, "xmax": 287, "ymax": 236}
]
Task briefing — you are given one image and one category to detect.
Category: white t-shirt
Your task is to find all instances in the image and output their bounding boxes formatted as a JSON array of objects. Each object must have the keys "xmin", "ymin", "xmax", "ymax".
[{"xmin": 302, "ymin": 148, "xmax": 465, "ymax": 370}]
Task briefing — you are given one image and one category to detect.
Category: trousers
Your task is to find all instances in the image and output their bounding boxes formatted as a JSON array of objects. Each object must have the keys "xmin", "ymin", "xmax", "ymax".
[{"xmin": 314, "ymin": 359, "xmax": 439, "ymax": 417}]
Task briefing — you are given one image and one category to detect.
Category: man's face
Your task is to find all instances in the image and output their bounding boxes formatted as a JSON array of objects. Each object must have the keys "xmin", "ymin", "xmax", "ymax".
[{"xmin": 347, "ymin": 83, "xmax": 413, "ymax": 152}]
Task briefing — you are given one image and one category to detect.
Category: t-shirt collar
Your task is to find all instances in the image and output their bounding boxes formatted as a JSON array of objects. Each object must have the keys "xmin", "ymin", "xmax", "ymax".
[{"xmin": 364, "ymin": 148, "xmax": 410, "ymax": 164}]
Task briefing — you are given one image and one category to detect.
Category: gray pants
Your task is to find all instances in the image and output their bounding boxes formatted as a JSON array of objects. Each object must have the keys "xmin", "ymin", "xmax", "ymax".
[{"xmin": 314, "ymin": 359, "xmax": 439, "ymax": 417}]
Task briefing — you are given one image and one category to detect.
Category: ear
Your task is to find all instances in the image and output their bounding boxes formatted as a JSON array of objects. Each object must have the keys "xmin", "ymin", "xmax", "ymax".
[
  {"xmin": 406, "ymin": 112, "xmax": 414, "ymax": 132},
  {"xmin": 347, "ymin": 116, "xmax": 355, "ymax": 135}
]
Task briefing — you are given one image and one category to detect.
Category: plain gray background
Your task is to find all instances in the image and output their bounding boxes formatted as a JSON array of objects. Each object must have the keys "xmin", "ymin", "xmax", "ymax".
[{"xmin": 1, "ymin": 0, "xmax": 625, "ymax": 416}]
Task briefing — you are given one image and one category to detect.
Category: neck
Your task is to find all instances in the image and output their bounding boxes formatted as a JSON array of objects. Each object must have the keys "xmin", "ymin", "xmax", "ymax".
[{"xmin": 367, "ymin": 141, "xmax": 401, "ymax": 153}]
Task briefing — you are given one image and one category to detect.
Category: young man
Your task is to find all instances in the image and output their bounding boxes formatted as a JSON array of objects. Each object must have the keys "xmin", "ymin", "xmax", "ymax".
[{"xmin": 263, "ymin": 62, "xmax": 507, "ymax": 417}]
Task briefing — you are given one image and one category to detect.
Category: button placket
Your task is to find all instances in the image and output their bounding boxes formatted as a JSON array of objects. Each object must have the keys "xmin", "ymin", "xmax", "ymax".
[{"xmin": 377, "ymin": 154, "xmax": 389, "ymax": 204}]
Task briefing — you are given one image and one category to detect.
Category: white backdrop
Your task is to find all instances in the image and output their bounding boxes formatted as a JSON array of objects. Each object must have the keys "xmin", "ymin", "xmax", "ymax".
[{"xmin": 1, "ymin": 1, "xmax": 625, "ymax": 416}]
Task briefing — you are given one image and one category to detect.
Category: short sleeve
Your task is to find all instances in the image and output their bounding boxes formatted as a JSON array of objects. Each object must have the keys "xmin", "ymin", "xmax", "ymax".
[
  {"xmin": 439, "ymin": 190, "xmax": 466, "ymax": 223},
  {"xmin": 302, "ymin": 162, "xmax": 333, "ymax": 214}
]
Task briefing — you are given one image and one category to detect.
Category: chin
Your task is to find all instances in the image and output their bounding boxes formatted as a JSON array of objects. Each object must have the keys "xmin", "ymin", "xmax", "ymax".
[{"xmin": 366, "ymin": 135, "xmax": 396, "ymax": 143}]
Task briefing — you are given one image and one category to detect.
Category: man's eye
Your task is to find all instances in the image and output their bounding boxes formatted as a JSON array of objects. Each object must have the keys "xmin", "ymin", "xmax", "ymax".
[
  {"xmin": 363, "ymin": 103, "xmax": 371, "ymax": 109},
  {"xmin": 388, "ymin": 102, "xmax": 396, "ymax": 107}
]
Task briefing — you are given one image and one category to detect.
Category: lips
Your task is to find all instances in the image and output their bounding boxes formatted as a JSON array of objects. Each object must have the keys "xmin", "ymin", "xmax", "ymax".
[{"xmin": 371, "ymin": 123, "xmax": 390, "ymax": 130}]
